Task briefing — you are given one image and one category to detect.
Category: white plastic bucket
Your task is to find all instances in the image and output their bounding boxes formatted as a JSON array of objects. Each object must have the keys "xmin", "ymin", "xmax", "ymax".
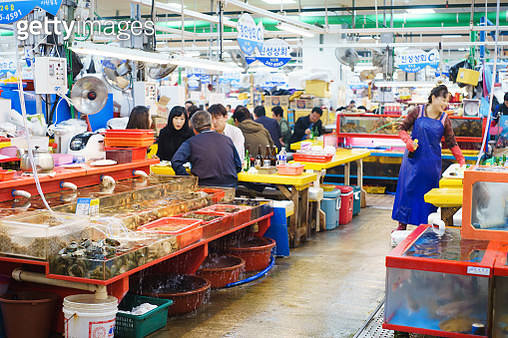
[{"xmin": 63, "ymin": 294, "xmax": 118, "ymax": 338}]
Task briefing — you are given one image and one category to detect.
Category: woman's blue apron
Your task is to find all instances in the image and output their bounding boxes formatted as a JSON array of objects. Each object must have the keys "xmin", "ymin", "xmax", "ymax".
[{"xmin": 392, "ymin": 105, "xmax": 446, "ymax": 225}]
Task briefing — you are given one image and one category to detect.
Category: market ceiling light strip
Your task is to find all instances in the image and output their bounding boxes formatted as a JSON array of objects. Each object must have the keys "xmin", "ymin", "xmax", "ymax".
[
  {"xmin": 170, "ymin": 56, "xmax": 243, "ymax": 72},
  {"xmin": 276, "ymin": 22, "xmax": 314, "ymax": 37},
  {"xmin": 70, "ymin": 42, "xmax": 172, "ymax": 64},
  {"xmin": 224, "ymin": 0, "xmax": 326, "ymax": 34},
  {"xmin": 130, "ymin": 0, "xmax": 238, "ymax": 28}
]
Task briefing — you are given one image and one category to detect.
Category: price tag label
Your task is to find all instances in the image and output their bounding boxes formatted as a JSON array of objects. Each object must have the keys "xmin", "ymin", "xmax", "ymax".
[
  {"xmin": 0, "ymin": 1, "xmax": 62, "ymax": 24},
  {"xmin": 467, "ymin": 266, "xmax": 490, "ymax": 276},
  {"xmin": 76, "ymin": 198, "xmax": 100, "ymax": 216}
]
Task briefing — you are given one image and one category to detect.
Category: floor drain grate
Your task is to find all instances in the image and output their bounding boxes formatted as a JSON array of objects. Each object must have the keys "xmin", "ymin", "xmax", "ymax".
[{"xmin": 354, "ymin": 302, "xmax": 394, "ymax": 338}]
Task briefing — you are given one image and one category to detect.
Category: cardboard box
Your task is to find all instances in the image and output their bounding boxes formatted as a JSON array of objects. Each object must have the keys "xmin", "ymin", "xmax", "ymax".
[
  {"xmin": 457, "ymin": 68, "xmax": 480, "ymax": 86},
  {"xmin": 265, "ymin": 95, "xmax": 290, "ymax": 107},
  {"xmin": 305, "ymin": 80, "xmax": 330, "ymax": 98}
]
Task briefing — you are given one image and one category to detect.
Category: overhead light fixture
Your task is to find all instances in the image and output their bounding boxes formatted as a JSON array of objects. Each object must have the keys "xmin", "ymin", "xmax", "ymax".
[
  {"xmin": 165, "ymin": 2, "xmax": 186, "ymax": 10},
  {"xmin": 70, "ymin": 42, "xmax": 171, "ymax": 64},
  {"xmin": 442, "ymin": 35, "xmax": 462, "ymax": 38},
  {"xmin": 276, "ymin": 22, "xmax": 314, "ymax": 38},
  {"xmin": 299, "ymin": 11, "xmax": 329, "ymax": 17},
  {"xmin": 171, "ymin": 57, "xmax": 243, "ymax": 72},
  {"xmin": 261, "ymin": 0, "xmax": 295, "ymax": 4},
  {"xmin": 225, "ymin": 0, "xmax": 325, "ymax": 34},
  {"xmin": 405, "ymin": 8, "xmax": 436, "ymax": 14}
]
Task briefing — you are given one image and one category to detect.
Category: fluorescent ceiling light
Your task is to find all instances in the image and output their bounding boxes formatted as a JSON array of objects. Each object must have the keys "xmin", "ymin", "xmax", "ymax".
[
  {"xmin": 70, "ymin": 42, "xmax": 171, "ymax": 64},
  {"xmin": 165, "ymin": 2, "xmax": 186, "ymax": 10},
  {"xmin": 171, "ymin": 57, "xmax": 243, "ymax": 72},
  {"xmin": 261, "ymin": 0, "xmax": 295, "ymax": 4},
  {"xmin": 405, "ymin": 8, "xmax": 435, "ymax": 14},
  {"xmin": 276, "ymin": 22, "xmax": 314, "ymax": 38},
  {"xmin": 442, "ymin": 35, "xmax": 462, "ymax": 38},
  {"xmin": 299, "ymin": 11, "xmax": 329, "ymax": 17}
]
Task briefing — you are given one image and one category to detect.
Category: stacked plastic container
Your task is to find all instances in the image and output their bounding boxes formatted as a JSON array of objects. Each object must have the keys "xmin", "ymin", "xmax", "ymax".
[
  {"xmin": 321, "ymin": 189, "xmax": 341, "ymax": 230},
  {"xmin": 336, "ymin": 186, "xmax": 354, "ymax": 225}
]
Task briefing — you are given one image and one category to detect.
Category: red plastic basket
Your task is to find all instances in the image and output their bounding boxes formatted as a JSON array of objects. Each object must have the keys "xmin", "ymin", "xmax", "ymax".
[
  {"xmin": 0, "ymin": 169, "xmax": 15, "ymax": 182},
  {"xmin": 105, "ymin": 129, "xmax": 155, "ymax": 148},
  {"xmin": 181, "ymin": 211, "xmax": 233, "ymax": 238},
  {"xmin": 105, "ymin": 129, "xmax": 155, "ymax": 138},
  {"xmin": 138, "ymin": 217, "xmax": 203, "ymax": 248},
  {"xmin": 292, "ymin": 153, "xmax": 333, "ymax": 163},
  {"xmin": 198, "ymin": 188, "xmax": 226, "ymax": 203},
  {"xmin": 200, "ymin": 204, "xmax": 252, "ymax": 227}
]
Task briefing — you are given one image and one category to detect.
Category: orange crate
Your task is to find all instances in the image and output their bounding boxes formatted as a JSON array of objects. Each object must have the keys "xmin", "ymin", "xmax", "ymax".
[
  {"xmin": 138, "ymin": 217, "xmax": 203, "ymax": 248},
  {"xmin": 277, "ymin": 164, "xmax": 304, "ymax": 175}
]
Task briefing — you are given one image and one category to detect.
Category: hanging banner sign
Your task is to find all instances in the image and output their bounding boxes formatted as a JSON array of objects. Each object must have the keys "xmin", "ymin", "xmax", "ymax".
[
  {"xmin": 396, "ymin": 48, "xmax": 440, "ymax": 73},
  {"xmin": 0, "ymin": 0, "xmax": 63, "ymax": 24},
  {"xmin": 237, "ymin": 13, "xmax": 264, "ymax": 56},
  {"xmin": 0, "ymin": 60, "xmax": 16, "ymax": 78},
  {"xmin": 255, "ymin": 38, "xmax": 291, "ymax": 68}
]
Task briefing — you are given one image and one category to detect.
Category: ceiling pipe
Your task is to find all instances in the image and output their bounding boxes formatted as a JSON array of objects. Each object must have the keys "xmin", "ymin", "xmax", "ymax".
[
  {"xmin": 321, "ymin": 41, "xmax": 508, "ymax": 48},
  {"xmin": 224, "ymin": 0, "xmax": 326, "ymax": 33},
  {"xmin": 337, "ymin": 25, "xmax": 508, "ymax": 35}
]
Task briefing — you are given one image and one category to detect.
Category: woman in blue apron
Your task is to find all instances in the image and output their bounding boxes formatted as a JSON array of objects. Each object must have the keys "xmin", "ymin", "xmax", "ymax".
[{"xmin": 392, "ymin": 85, "xmax": 465, "ymax": 231}]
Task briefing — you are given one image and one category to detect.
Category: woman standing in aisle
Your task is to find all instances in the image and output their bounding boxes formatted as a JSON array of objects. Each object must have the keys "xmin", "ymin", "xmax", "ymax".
[
  {"xmin": 157, "ymin": 106, "xmax": 193, "ymax": 161},
  {"xmin": 392, "ymin": 85, "xmax": 465, "ymax": 231}
]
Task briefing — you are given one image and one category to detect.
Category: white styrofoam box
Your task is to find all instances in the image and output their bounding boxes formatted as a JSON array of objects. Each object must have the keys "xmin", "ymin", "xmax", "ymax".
[
  {"xmin": 442, "ymin": 163, "xmax": 465, "ymax": 179},
  {"xmin": 0, "ymin": 99, "xmax": 11, "ymax": 122},
  {"xmin": 34, "ymin": 57, "xmax": 67, "ymax": 94},
  {"xmin": 133, "ymin": 81, "xmax": 157, "ymax": 107},
  {"xmin": 391, "ymin": 230, "xmax": 413, "ymax": 247},
  {"xmin": 309, "ymin": 187, "xmax": 324, "ymax": 201},
  {"xmin": 272, "ymin": 200, "xmax": 295, "ymax": 217},
  {"xmin": 159, "ymin": 85, "xmax": 185, "ymax": 106}
]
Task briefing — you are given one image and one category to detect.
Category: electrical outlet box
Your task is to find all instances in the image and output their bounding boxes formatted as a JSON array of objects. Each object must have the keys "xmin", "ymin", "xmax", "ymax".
[{"xmin": 34, "ymin": 57, "xmax": 68, "ymax": 94}]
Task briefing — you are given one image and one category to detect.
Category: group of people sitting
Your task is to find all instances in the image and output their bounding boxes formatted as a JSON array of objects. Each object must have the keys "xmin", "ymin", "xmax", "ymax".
[{"xmin": 125, "ymin": 101, "xmax": 324, "ymax": 187}]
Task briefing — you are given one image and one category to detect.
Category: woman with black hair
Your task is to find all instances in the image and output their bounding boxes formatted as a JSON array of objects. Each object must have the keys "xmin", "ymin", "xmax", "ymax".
[
  {"xmin": 126, "ymin": 106, "xmax": 152, "ymax": 129},
  {"xmin": 392, "ymin": 85, "xmax": 465, "ymax": 231},
  {"xmin": 157, "ymin": 106, "xmax": 193, "ymax": 161}
]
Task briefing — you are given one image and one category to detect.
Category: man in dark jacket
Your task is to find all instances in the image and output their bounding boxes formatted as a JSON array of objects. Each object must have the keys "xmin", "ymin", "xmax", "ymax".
[
  {"xmin": 233, "ymin": 106, "xmax": 274, "ymax": 157},
  {"xmin": 289, "ymin": 106, "xmax": 324, "ymax": 144},
  {"xmin": 254, "ymin": 106, "xmax": 281, "ymax": 149},
  {"xmin": 172, "ymin": 110, "xmax": 242, "ymax": 187}
]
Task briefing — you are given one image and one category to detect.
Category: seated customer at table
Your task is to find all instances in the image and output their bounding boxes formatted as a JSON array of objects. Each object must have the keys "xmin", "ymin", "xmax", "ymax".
[
  {"xmin": 233, "ymin": 106, "xmax": 274, "ymax": 158},
  {"xmin": 289, "ymin": 106, "xmax": 324, "ymax": 144},
  {"xmin": 171, "ymin": 110, "xmax": 242, "ymax": 187},
  {"xmin": 126, "ymin": 106, "xmax": 152, "ymax": 129},
  {"xmin": 272, "ymin": 106, "xmax": 291, "ymax": 147},
  {"xmin": 157, "ymin": 106, "xmax": 193, "ymax": 161},
  {"xmin": 254, "ymin": 105, "xmax": 281, "ymax": 149}
]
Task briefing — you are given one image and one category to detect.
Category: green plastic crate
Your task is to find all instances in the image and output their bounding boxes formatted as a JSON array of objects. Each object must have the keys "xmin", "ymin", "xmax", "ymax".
[{"xmin": 115, "ymin": 293, "xmax": 173, "ymax": 338}]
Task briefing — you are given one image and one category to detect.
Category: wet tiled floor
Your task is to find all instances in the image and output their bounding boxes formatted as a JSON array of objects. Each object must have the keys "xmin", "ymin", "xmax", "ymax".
[{"xmin": 152, "ymin": 194, "xmax": 398, "ymax": 338}]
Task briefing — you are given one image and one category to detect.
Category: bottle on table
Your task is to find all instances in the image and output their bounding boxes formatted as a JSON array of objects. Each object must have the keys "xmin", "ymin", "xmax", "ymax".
[
  {"xmin": 271, "ymin": 145, "xmax": 278, "ymax": 166},
  {"xmin": 263, "ymin": 145, "xmax": 272, "ymax": 167},
  {"xmin": 277, "ymin": 147, "xmax": 287, "ymax": 166},
  {"xmin": 255, "ymin": 145, "xmax": 263, "ymax": 168},
  {"xmin": 243, "ymin": 149, "xmax": 250, "ymax": 172}
]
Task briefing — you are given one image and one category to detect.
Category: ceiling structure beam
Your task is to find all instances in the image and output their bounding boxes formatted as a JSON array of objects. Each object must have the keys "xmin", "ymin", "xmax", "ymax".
[
  {"xmin": 129, "ymin": 0, "xmax": 238, "ymax": 28},
  {"xmin": 223, "ymin": 0, "xmax": 326, "ymax": 33}
]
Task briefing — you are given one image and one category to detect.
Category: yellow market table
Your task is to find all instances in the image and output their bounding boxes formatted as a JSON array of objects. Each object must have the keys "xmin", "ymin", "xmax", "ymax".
[
  {"xmin": 238, "ymin": 172, "xmax": 318, "ymax": 247},
  {"xmin": 424, "ymin": 187, "xmax": 463, "ymax": 226},
  {"xmin": 439, "ymin": 177, "xmax": 463, "ymax": 189},
  {"xmin": 290, "ymin": 148, "xmax": 371, "ymax": 187}
]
